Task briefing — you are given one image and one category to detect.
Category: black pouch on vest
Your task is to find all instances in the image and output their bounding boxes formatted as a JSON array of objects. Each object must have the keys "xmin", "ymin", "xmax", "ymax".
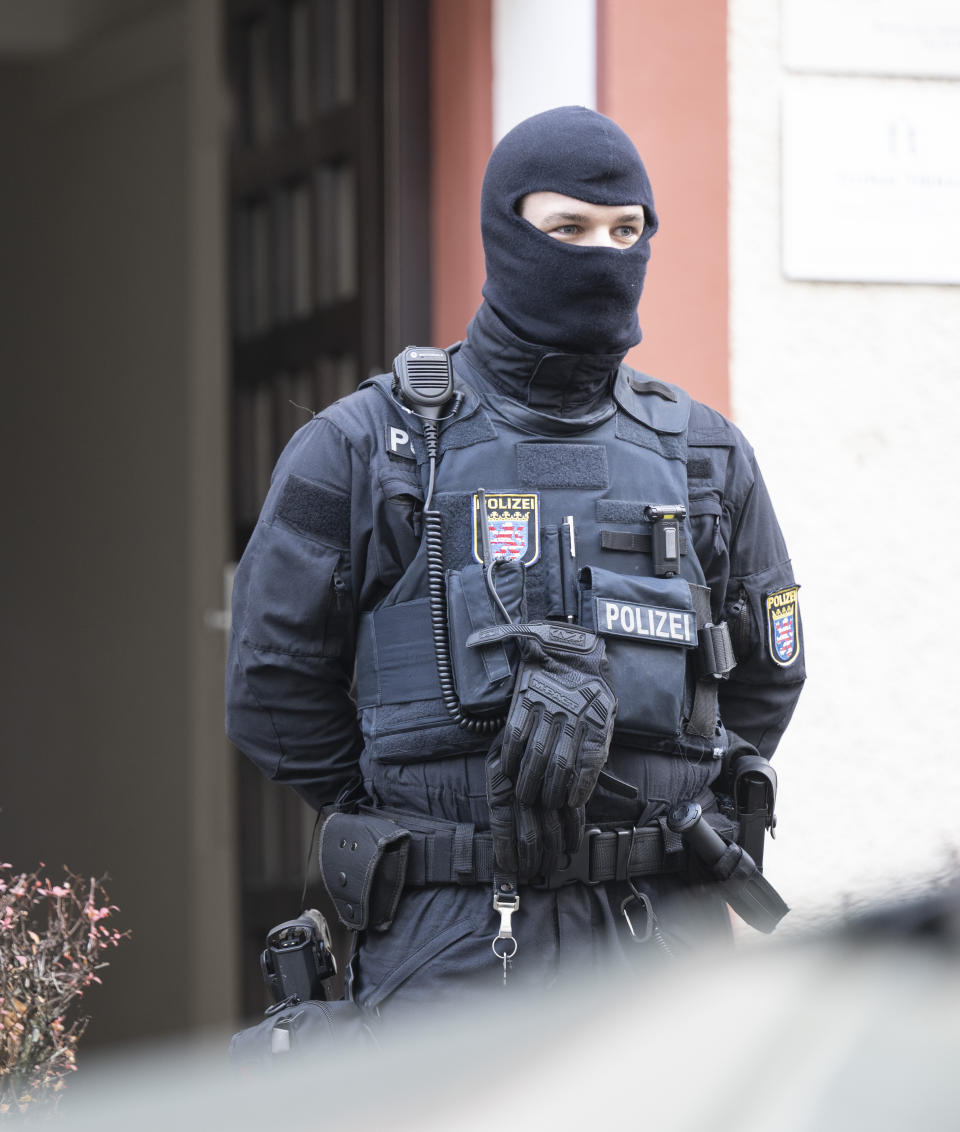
[
  {"xmin": 579, "ymin": 566, "xmax": 697, "ymax": 741},
  {"xmin": 319, "ymin": 813, "xmax": 411, "ymax": 932},
  {"xmin": 446, "ymin": 561, "xmax": 523, "ymax": 713}
]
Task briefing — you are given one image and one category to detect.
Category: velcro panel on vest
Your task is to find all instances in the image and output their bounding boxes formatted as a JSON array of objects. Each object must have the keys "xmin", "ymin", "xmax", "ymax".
[
  {"xmin": 597, "ymin": 500, "xmax": 646, "ymax": 523},
  {"xmin": 355, "ymin": 599, "xmax": 443, "ymax": 707},
  {"xmin": 437, "ymin": 410, "xmax": 498, "ymax": 456},
  {"xmin": 516, "ymin": 443, "xmax": 609, "ymax": 489},
  {"xmin": 432, "ymin": 492, "xmax": 475, "ymax": 570},
  {"xmin": 276, "ymin": 473, "xmax": 350, "ymax": 547},
  {"xmin": 687, "ymin": 456, "xmax": 713, "ymax": 481},
  {"xmin": 615, "ymin": 414, "xmax": 686, "ymax": 461}
]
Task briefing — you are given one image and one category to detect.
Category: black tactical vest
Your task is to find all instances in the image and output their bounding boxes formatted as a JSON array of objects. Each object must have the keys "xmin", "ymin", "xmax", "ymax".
[{"xmin": 354, "ymin": 366, "xmax": 727, "ymax": 774}]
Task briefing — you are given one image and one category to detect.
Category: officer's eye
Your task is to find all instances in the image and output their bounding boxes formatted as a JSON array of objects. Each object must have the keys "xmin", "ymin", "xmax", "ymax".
[{"xmin": 613, "ymin": 225, "xmax": 641, "ymax": 242}]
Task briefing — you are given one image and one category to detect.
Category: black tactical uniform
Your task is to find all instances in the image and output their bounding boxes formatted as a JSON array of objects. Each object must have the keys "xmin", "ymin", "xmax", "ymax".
[{"xmin": 226, "ymin": 107, "xmax": 804, "ymax": 1012}]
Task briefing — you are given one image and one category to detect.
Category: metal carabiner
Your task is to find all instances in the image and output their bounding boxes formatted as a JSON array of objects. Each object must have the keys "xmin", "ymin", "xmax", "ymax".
[
  {"xmin": 622, "ymin": 880, "xmax": 675, "ymax": 957},
  {"xmin": 620, "ymin": 888, "xmax": 654, "ymax": 943},
  {"xmin": 492, "ymin": 886, "xmax": 520, "ymax": 984}
]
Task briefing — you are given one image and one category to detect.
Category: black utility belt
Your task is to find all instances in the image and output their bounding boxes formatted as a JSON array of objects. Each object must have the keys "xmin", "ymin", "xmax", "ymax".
[{"xmin": 317, "ymin": 801, "xmax": 717, "ymax": 935}]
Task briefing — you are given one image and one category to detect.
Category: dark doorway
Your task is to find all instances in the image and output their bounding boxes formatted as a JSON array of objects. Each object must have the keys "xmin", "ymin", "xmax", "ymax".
[{"xmin": 225, "ymin": 0, "xmax": 430, "ymax": 1017}]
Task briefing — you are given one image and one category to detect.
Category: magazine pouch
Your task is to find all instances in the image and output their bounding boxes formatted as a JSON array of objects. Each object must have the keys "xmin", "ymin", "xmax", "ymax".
[
  {"xmin": 579, "ymin": 565, "xmax": 697, "ymax": 742},
  {"xmin": 445, "ymin": 561, "xmax": 523, "ymax": 713}
]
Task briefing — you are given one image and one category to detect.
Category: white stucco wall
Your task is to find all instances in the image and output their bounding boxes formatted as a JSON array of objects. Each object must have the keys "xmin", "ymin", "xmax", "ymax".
[
  {"xmin": 489, "ymin": 0, "xmax": 959, "ymax": 934},
  {"xmin": 729, "ymin": 0, "xmax": 960, "ymax": 931},
  {"xmin": 492, "ymin": 0, "xmax": 595, "ymax": 141}
]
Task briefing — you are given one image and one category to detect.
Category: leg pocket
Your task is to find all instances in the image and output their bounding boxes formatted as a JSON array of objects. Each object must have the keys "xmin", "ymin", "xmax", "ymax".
[{"xmin": 354, "ymin": 888, "xmax": 490, "ymax": 1011}]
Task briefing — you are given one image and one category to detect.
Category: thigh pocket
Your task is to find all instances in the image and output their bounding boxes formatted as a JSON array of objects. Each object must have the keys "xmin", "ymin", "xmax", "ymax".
[
  {"xmin": 579, "ymin": 566, "xmax": 697, "ymax": 741},
  {"xmin": 355, "ymin": 895, "xmax": 488, "ymax": 1011}
]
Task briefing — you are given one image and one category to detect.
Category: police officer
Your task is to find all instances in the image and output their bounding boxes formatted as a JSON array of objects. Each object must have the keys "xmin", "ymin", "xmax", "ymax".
[{"xmin": 226, "ymin": 107, "xmax": 805, "ymax": 1012}]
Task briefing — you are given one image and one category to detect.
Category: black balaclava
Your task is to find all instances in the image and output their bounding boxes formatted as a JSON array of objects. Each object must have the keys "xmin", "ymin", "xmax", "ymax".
[{"xmin": 480, "ymin": 105, "xmax": 658, "ymax": 357}]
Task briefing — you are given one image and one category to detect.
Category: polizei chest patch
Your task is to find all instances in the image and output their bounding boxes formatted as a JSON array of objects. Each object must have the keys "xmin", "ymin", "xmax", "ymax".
[
  {"xmin": 595, "ymin": 598, "xmax": 697, "ymax": 647},
  {"xmin": 472, "ymin": 491, "xmax": 540, "ymax": 566},
  {"xmin": 766, "ymin": 585, "xmax": 801, "ymax": 667}
]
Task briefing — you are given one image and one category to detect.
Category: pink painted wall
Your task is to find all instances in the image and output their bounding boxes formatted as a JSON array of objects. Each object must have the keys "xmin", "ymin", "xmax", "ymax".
[
  {"xmin": 599, "ymin": 0, "xmax": 729, "ymax": 412},
  {"xmin": 430, "ymin": 0, "xmax": 493, "ymax": 347}
]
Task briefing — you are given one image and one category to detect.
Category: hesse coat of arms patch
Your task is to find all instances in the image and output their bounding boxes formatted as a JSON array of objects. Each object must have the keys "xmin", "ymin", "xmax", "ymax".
[
  {"xmin": 765, "ymin": 585, "xmax": 801, "ymax": 667},
  {"xmin": 472, "ymin": 492, "xmax": 540, "ymax": 566}
]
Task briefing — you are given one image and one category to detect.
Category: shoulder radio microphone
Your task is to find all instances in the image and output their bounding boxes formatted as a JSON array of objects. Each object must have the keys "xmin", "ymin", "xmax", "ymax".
[{"xmin": 392, "ymin": 346, "xmax": 457, "ymax": 419}]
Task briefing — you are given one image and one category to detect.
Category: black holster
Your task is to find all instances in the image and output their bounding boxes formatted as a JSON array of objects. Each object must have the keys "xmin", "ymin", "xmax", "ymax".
[
  {"xmin": 319, "ymin": 812, "xmax": 411, "ymax": 931},
  {"xmin": 732, "ymin": 753, "xmax": 778, "ymax": 871},
  {"xmin": 668, "ymin": 800, "xmax": 788, "ymax": 933},
  {"xmin": 709, "ymin": 839, "xmax": 788, "ymax": 933}
]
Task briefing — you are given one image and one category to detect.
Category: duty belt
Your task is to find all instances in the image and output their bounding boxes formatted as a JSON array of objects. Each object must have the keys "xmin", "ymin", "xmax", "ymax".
[
  {"xmin": 320, "ymin": 795, "xmax": 786, "ymax": 936},
  {"xmin": 367, "ymin": 790, "xmax": 719, "ymax": 890}
]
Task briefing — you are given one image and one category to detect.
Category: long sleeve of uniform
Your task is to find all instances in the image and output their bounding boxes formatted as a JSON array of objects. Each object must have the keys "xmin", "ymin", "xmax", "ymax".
[
  {"xmin": 687, "ymin": 402, "xmax": 805, "ymax": 760},
  {"xmin": 225, "ymin": 384, "xmax": 426, "ymax": 810},
  {"xmin": 226, "ymin": 414, "xmax": 365, "ymax": 811}
]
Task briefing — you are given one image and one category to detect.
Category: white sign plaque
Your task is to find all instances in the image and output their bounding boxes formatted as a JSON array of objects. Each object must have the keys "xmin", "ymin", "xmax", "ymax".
[
  {"xmin": 781, "ymin": 78, "xmax": 960, "ymax": 284},
  {"xmin": 782, "ymin": 0, "xmax": 960, "ymax": 79}
]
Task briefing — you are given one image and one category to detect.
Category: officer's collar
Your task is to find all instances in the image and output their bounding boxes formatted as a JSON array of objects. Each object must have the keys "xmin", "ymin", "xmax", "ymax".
[{"xmin": 457, "ymin": 301, "xmax": 625, "ymax": 418}]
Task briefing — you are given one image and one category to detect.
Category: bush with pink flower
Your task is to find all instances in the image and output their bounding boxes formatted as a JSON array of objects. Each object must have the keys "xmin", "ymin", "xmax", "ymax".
[{"xmin": 0, "ymin": 864, "xmax": 129, "ymax": 1117}]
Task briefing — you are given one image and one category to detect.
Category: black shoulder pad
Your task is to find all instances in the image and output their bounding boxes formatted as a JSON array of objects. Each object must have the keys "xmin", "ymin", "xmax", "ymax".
[
  {"xmin": 687, "ymin": 399, "xmax": 738, "ymax": 448},
  {"xmin": 613, "ymin": 366, "xmax": 690, "ymax": 434},
  {"xmin": 358, "ymin": 371, "xmax": 394, "ymax": 395}
]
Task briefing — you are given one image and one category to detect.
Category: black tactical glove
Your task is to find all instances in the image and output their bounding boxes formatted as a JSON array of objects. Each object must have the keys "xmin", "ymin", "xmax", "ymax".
[
  {"xmin": 485, "ymin": 735, "xmax": 561, "ymax": 881},
  {"xmin": 470, "ymin": 622, "xmax": 617, "ymax": 879}
]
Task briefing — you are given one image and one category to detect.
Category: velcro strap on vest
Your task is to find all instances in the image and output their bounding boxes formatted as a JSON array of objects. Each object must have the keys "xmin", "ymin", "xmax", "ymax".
[
  {"xmin": 686, "ymin": 585, "xmax": 738, "ymax": 739},
  {"xmin": 600, "ymin": 530, "xmax": 688, "ymax": 555},
  {"xmin": 699, "ymin": 621, "xmax": 736, "ymax": 679}
]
